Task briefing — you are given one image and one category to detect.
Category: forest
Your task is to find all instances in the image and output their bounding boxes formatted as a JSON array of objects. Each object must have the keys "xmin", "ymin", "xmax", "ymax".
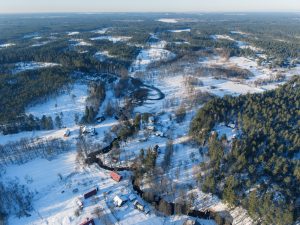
[{"xmin": 190, "ymin": 76, "xmax": 300, "ymax": 224}]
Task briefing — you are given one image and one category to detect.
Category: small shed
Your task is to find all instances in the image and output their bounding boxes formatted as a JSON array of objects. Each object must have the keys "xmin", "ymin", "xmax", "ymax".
[
  {"xmin": 144, "ymin": 206, "xmax": 150, "ymax": 214},
  {"xmin": 133, "ymin": 200, "xmax": 144, "ymax": 211},
  {"xmin": 110, "ymin": 171, "xmax": 122, "ymax": 182},
  {"xmin": 80, "ymin": 218, "xmax": 95, "ymax": 225},
  {"xmin": 129, "ymin": 194, "xmax": 137, "ymax": 201},
  {"xmin": 155, "ymin": 131, "xmax": 163, "ymax": 137}
]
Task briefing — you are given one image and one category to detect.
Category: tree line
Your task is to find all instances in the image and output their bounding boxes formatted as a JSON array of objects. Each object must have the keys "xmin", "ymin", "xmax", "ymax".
[{"xmin": 190, "ymin": 76, "xmax": 300, "ymax": 224}]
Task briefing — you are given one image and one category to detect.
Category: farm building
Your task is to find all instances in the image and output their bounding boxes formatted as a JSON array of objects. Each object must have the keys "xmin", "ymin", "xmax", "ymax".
[
  {"xmin": 83, "ymin": 188, "xmax": 98, "ymax": 199},
  {"xmin": 110, "ymin": 171, "xmax": 122, "ymax": 182}
]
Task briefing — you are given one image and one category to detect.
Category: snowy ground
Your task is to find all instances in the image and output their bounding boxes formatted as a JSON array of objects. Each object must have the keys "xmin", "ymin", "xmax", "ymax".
[
  {"xmin": 211, "ymin": 33, "xmax": 262, "ymax": 53},
  {"xmin": 27, "ymin": 83, "xmax": 87, "ymax": 126},
  {"xmin": 2, "ymin": 29, "xmax": 300, "ymax": 225},
  {"xmin": 90, "ymin": 36, "xmax": 132, "ymax": 43},
  {"xmin": 92, "ymin": 28, "xmax": 109, "ymax": 34},
  {"xmin": 168, "ymin": 28, "xmax": 191, "ymax": 33},
  {"xmin": 14, "ymin": 62, "xmax": 61, "ymax": 73},
  {"xmin": 31, "ymin": 41, "xmax": 50, "ymax": 47},
  {"xmin": 94, "ymin": 51, "xmax": 115, "ymax": 62},
  {"xmin": 129, "ymin": 34, "xmax": 176, "ymax": 75},
  {"xmin": 157, "ymin": 18, "xmax": 178, "ymax": 23},
  {"xmin": 0, "ymin": 42, "xmax": 15, "ymax": 48},
  {"xmin": 69, "ymin": 39, "xmax": 92, "ymax": 47},
  {"xmin": 67, "ymin": 32, "xmax": 80, "ymax": 36}
]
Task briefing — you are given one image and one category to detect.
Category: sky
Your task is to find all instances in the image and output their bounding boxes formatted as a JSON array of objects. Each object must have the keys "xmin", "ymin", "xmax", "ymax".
[{"xmin": 0, "ymin": 0, "xmax": 299, "ymax": 13}]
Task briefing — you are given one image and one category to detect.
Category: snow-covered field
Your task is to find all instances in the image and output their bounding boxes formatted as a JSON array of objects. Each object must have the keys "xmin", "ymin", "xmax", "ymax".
[
  {"xmin": 157, "ymin": 18, "xmax": 178, "ymax": 23},
  {"xmin": 0, "ymin": 42, "xmax": 15, "ymax": 48},
  {"xmin": 90, "ymin": 36, "xmax": 131, "ymax": 43},
  {"xmin": 92, "ymin": 28, "xmax": 109, "ymax": 34},
  {"xmin": 69, "ymin": 39, "xmax": 92, "ymax": 46},
  {"xmin": 94, "ymin": 51, "xmax": 115, "ymax": 62},
  {"xmin": 26, "ymin": 84, "xmax": 88, "ymax": 127},
  {"xmin": 129, "ymin": 34, "xmax": 176, "ymax": 74},
  {"xmin": 67, "ymin": 31, "xmax": 80, "ymax": 36},
  {"xmin": 14, "ymin": 62, "xmax": 60, "ymax": 73},
  {"xmin": 31, "ymin": 41, "xmax": 50, "ymax": 47},
  {"xmin": 168, "ymin": 28, "xmax": 191, "ymax": 33}
]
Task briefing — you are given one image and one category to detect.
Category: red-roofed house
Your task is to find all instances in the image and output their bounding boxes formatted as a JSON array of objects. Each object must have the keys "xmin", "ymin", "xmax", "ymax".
[{"xmin": 110, "ymin": 171, "xmax": 122, "ymax": 182}]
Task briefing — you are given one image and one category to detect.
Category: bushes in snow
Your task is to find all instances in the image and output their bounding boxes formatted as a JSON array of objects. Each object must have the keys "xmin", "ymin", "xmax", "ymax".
[
  {"xmin": 0, "ymin": 138, "xmax": 71, "ymax": 166},
  {"xmin": 0, "ymin": 178, "xmax": 34, "ymax": 218}
]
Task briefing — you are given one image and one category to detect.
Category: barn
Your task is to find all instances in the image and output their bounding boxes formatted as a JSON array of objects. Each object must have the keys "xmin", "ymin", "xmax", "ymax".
[{"xmin": 83, "ymin": 188, "xmax": 98, "ymax": 199}]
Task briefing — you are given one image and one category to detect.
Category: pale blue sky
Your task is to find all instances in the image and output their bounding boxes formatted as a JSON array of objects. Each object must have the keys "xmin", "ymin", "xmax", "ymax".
[{"xmin": 0, "ymin": 0, "xmax": 299, "ymax": 13}]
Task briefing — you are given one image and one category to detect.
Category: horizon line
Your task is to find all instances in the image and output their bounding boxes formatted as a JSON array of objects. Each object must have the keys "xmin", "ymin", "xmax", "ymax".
[{"xmin": 0, "ymin": 10, "xmax": 300, "ymax": 15}]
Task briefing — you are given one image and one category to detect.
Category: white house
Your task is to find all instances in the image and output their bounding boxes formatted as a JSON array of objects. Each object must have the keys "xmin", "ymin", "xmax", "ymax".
[{"xmin": 113, "ymin": 195, "xmax": 126, "ymax": 207}]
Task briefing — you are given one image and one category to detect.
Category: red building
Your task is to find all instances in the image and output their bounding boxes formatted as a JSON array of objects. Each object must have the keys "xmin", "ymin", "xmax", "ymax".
[{"xmin": 110, "ymin": 171, "xmax": 122, "ymax": 182}]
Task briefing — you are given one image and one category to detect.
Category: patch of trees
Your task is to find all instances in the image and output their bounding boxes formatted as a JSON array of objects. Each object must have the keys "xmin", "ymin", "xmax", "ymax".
[
  {"xmin": 190, "ymin": 76, "xmax": 300, "ymax": 224},
  {"xmin": 0, "ymin": 138, "xmax": 71, "ymax": 166},
  {"xmin": 193, "ymin": 66, "xmax": 253, "ymax": 80},
  {"xmin": 82, "ymin": 82, "xmax": 106, "ymax": 124},
  {"xmin": 134, "ymin": 147, "xmax": 158, "ymax": 179},
  {"xmin": 175, "ymin": 105, "xmax": 187, "ymax": 123},
  {"xmin": 0, "ymin": 67, "xmax": 71, "ymax": 132},
  {"xmin": 0, "ymin": 178, "xmax": 34, "ymax": 218},
  {"xmin": 0, "ymin": 114, "xmax": 55, "ymax": 135},
  {"xmin": 253, "ymin": 73, "xmax": 286, "ymax": 86}
]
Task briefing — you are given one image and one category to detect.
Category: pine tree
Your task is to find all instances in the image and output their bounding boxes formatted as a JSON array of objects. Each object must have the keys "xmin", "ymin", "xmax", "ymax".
[{"xmin": 55, "ymin": 115, "xmax": 62, "ymax": 128}]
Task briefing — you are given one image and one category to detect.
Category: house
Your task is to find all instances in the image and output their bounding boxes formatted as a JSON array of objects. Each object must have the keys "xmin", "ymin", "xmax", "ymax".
[
  {"xmin": 147, "ymin": 125, "xmax": 155, "ymax": 131},
  {"xmin": 110, "ymin": 171, "xmax": 122, "ymax": 182},
  {"xmin": 76, "ymin": 198, "xmax": 83, "ymax": 209},
  {"xmin": 113, "ymin": 195, "xmax": 127, "ymax": 207},
  {"xmin": 129, "ymin": 194, "xmax": 137, "ymax": 201},
  {"xmin": 82, "ymin": 126, "xmax": 97, "ymax": 135},
  {"xmin": 112, "ymin": 157, "xmax": 118, "ymax": 163},
  {"xmin": 80, "ymin": 218, "xmax": 95, "ymax": 225},
  {"xmin": 227, "ymin": 123, "xmax": 236, "ymax": 129},
  {"xmin": 155, "ymin": 131, "xmax": 163, "ymax": 137},
  {"xmin": 133, "ymin": 200, "xmax": 144, "ymax": 212},
  {"xmin": 83, "ymin": 188, "xmax": 98, "ymax": 199},
  {"xmin": 64, "ymin": 129, "xmax": 70, "ymax": 137}
]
